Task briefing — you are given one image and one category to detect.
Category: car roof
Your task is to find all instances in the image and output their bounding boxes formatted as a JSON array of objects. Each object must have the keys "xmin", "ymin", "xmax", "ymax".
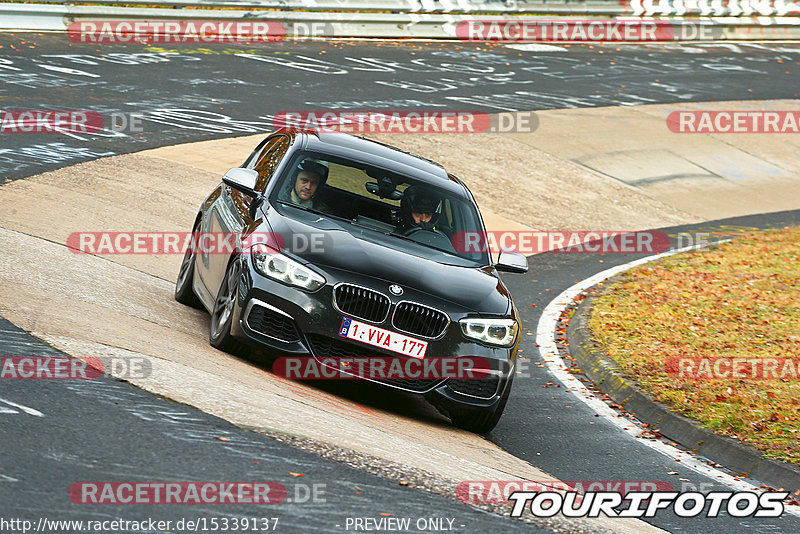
[{"xmin": 284, "ymin": 129, "xmax": 469, "ymax": 198}]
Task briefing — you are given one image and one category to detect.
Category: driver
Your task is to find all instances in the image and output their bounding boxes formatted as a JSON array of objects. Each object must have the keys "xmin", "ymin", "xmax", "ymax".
[
  {"xmin": 396, "ymin": 185, "xmax": 441, "ymax": 234},
  {"xmin": 282, "ymin": 159, "xmax": 330, "ymax": 212}
]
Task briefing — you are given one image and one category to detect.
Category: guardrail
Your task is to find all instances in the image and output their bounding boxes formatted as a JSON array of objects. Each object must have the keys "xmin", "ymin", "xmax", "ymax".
[
  {"xmin": 6, "ymin": 0, "xmax": 800, "ymax": 16},
  {"xmin": 1, "ymin": 0, "xmax": 625, "ymax": 14},
  {"xmin": 1, "ymin": 1, "xmax": 799, "ymax": 39}
]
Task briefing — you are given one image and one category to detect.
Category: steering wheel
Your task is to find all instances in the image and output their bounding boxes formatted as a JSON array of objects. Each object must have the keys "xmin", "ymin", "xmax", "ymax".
[
  {"xmin": 401, "ymin": 226, "xmax": 456, "ymax": 253},
  {"xmin": 402, "ymin": 226, "xmax": 449, "ymax": 240}
]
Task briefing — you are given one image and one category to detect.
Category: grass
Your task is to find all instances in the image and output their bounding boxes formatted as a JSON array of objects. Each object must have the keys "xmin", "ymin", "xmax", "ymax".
[{"xmin": 590, "ymin": 226, "xmax": 800, "ymax": 465}]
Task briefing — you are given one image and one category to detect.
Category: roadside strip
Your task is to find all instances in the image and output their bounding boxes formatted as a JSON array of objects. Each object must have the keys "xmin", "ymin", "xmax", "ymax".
[{"xmin": 535, "ymin": 239, "xmax": 800, "ymax": 515}]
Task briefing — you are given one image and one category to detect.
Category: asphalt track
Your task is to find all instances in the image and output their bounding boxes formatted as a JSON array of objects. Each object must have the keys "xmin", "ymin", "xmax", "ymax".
[
  {"xmin": 0, "ymin": 317, "xmax": 542, "ymax": 534},
  {"xmin": 2, "ymin": 32, "xmax": 800, "ymax": 533},
  {"xmin": 1, "ymin": 34, "xmax": 799, "ymax": 180}
]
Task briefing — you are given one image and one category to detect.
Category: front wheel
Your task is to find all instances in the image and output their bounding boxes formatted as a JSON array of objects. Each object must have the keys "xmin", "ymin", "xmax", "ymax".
[
  {"xmin": 449, "ymin": 374, "xmax": 514, "ymax": 434},
  {"xmin": 209, "ymin": 257, "xmax": 247, "ymax": 355}
]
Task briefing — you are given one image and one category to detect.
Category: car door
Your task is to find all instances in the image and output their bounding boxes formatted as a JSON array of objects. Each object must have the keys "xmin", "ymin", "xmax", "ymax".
[{"xmin": 200, "ymin": 135, "xmax": 291, "ymax": 298}]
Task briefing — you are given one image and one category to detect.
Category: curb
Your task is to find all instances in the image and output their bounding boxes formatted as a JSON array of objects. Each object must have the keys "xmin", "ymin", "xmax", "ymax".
[{"xmin": 567, "ymin": 289, "xmax": 800, "ymax": 495}]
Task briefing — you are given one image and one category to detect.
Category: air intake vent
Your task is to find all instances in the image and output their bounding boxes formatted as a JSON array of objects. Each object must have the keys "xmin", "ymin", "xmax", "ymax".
[
  {"xmin": 392, "ymin": 302, "xmax": 449, "ymax": 339},
  {"xmin": 448, "ymin": 374, "xmax": 500, "ymax": 399},
  {"xmin": 246, "ymin": 304, "xmax": 300, "ymax": 343},
  {"xmin": 333, "ymin": 284, "xmax": 390, "ymax": 323}
]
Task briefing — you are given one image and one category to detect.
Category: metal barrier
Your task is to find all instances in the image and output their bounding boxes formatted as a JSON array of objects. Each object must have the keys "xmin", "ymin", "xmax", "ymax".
[
  {"xmin": 1, "ymin": 1, "xmax": 799, "ymax": 38},
  {"xmin": 10, "ymin": 0, "xmax": 800, "ymax": 16},
  {"xmin": 0, "ymin": 1, "xmax": 630, "ymax": 14}
]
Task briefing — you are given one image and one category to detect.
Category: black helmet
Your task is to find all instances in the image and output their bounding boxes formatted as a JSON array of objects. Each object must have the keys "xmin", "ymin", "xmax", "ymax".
[
  {"xmin": 400, "ymin": 185, "xmax": 441, "ymax": 230},
  {"xmin": 297, "ymin": 159, "xmax": 329, "ymax": 185}
]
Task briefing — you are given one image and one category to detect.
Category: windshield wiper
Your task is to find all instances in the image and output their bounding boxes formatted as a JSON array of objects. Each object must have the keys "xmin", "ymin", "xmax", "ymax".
[
  {"xmin": 386, "ymin": 231, "xmax": 467, "ymax": 259},
  {"xmin": 385, "ymin": 231, "xmax": 419, "ymax": 244}
]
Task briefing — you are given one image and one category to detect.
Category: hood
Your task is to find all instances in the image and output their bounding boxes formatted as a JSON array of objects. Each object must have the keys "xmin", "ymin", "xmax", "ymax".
[{"xmin": 263, "ymin": 207, "xmax": 510, "ymax": 314}]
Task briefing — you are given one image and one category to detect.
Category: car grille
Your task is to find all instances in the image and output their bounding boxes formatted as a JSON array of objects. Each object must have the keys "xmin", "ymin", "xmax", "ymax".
[
  {"xmin": 392, "ymin": 302, "xmax": 449, "ymax": 339},
  {"xmin": 448, "ymin": 374, "xmax": 500, "ymax": 399},
  {"xmin": 333, "ymin": 284, "xmax": 390, "ymax": 323},
  {"xmin": 306, "ymin": 334, "xmax": 443, "ymax": 393},
  {"xmin": 246, "ymin": 304, "xmax": 300, "ymax": 343}
]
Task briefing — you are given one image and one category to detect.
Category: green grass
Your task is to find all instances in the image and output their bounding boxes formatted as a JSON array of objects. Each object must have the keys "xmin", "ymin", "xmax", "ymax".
[{"xmin": 590, "ymin": 227, "xmax": 800, "ymax": 464}]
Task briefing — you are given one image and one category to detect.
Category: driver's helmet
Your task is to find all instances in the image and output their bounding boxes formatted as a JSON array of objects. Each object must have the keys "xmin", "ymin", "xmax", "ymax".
[{"xmin": 400, "ymin": 185, "xmax": 441, "ymax": 231}]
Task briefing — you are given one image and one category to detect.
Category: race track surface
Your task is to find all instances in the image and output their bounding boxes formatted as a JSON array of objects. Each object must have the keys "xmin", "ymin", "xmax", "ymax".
[{"xmin": 1, "ymin": 33, "xmax": 800, "ymax": 533}]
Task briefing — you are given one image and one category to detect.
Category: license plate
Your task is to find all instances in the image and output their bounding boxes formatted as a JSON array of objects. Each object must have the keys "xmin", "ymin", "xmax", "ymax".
[{"xmin": 338, "ymin": 317, "xmax": 427, "ymax": 359}]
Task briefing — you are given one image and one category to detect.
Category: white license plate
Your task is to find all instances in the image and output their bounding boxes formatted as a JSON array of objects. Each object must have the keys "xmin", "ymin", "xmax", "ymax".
[{"xmin": 338, "ymin": 317, "xmax": 427, "ymax": 359}]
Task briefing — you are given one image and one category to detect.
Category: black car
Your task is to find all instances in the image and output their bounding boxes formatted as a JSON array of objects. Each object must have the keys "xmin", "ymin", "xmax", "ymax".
[{"xmin": 174, "ymin": 129, "xmax": 528, "ymax": 433}]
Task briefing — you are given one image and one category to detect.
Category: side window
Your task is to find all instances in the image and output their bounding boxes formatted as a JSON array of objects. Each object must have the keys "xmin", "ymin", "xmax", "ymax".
[{"xmin": 253, "ymin": 137, "xmax": 289, "ymax": 192}]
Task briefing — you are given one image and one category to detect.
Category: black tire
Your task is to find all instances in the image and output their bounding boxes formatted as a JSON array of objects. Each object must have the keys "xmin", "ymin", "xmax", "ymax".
[
  {"xmin": 174, "ymin": 221, "xmax": 202, "ymax": 309},
  {"xmin": 450, "ymin": 374, "xmax": 514, "ymax": 434},
  {"xmin": 209, "ymin": 257, "xmax": 248, "ymax": 355}
]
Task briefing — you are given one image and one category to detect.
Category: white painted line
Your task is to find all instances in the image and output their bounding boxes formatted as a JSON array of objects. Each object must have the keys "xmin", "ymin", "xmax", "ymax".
[
  {"xmin": 535, "ymin": 240, "xmax": 800, "ymax": 516},
  {"xmin": 505, "ymin": 43, "xmax": 567, "ymax": 52},
  {"xmin": 0, "ymin": 396, "xmax": 44, "ymax": 417}
]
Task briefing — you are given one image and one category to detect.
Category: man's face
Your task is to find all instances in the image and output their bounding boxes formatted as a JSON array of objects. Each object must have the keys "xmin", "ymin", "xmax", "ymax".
[
  {"xmin": 294, "ymin": 171, "xmax": 321, "ymax": 201},
  {"xmin": 412, "ymin": 211, "xmax": 433, "ymax": 224}
]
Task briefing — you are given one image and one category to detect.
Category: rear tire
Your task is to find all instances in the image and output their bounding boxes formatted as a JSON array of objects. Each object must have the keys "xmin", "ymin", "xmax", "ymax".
[
  {"xmin": 209, "ymin": 257, "xmax": 248, "ymax": 355},
  {"xmin": 449, "ymin": 374, "xmax": 514, "ymax": 434},
  {"xmin": 174, "ymin": 221, "xmax": 202, "ymax": 309}
]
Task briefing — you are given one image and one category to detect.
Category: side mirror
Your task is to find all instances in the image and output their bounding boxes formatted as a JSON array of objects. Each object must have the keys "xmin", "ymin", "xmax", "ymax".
[
  {"xmin": 222, "ymin": 168, "xmax": 259, "ymax": 197},
  {"xmin": 495, "ymin": 251, "xmax": 528, "ymax": 274}
]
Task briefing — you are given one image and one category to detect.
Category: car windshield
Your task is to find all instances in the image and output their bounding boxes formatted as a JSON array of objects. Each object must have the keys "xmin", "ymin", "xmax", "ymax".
[{"xmin": 270, "ymin": 150, "xmax": 490, "ymax": 267}]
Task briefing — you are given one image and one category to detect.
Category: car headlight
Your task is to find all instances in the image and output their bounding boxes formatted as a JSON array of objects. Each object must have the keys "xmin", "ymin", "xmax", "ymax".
[
  {"xmin": 459, "ymin": 317, "xmax": 518, "ymax": 347},
  {"xmin": 250, "ymin": 243, "xmax": 325, "ymax": 291}
]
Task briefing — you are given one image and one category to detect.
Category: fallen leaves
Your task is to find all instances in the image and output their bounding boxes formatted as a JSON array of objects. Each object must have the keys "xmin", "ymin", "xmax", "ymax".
[{"xmin": 590, "ymin": 226, "xmax": 800, "ymax": 465}]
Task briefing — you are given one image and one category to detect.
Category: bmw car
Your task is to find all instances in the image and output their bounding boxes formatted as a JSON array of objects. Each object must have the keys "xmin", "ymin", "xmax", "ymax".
[{"xmin": 174, "ymin": 129, "xmax": 528, "ymax": 433}]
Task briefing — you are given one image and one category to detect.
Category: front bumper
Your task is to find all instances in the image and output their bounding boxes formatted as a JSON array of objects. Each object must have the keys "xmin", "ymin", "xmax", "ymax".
[{"xmin": 229, "ymin": 259, "xmax": 518, "ymax": 408}]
